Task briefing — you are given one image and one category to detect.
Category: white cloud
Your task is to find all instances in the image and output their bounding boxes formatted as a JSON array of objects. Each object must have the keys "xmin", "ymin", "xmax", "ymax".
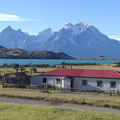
[
  {"xmin": 108, "ymin": 36, "xmax": 120, "ymax": 41},
  {"xmin": 0, "ymin": 14, "xmax": 39, "ymax": 21}
]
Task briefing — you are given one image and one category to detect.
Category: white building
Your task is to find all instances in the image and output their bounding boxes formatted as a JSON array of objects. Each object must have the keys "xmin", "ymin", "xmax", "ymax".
[{"xmin": 31, "ymin": 68, "xmax": 120, "ymax": 92}]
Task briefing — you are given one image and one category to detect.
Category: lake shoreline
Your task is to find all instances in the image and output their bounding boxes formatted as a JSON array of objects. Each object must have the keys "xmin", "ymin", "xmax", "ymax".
[{"xmin": 0, "ymin": 59, "xmax": 120, "ymax": 66}]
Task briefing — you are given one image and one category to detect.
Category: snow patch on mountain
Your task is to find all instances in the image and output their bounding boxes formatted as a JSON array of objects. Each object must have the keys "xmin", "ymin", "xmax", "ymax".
[{"xmin": 64, "ymin": 22, "xmax": 92, "ymax": 36}]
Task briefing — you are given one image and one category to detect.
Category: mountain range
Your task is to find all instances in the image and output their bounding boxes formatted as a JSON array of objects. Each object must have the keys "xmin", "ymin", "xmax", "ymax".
[{"xmin": 0, "ymin": 23, "xmax": 120, "ymax": 58}]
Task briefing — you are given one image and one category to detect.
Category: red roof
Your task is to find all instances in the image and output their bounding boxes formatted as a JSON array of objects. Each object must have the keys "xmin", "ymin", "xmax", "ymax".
[{"xmin": 40, "ymin": 68, "xmax": 120, "ymax": 79}]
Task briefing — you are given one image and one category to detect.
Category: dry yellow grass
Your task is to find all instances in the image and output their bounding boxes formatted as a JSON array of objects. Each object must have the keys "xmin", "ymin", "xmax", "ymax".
[
  {"xmin": 0, "ymin": 64, "xmax": 119, "ymax": 75},
  {"xmin": 72, "ymin": 64, "xmax": 120, "ymax": 70},
  {"xmin": 0, "ymin": 67, "xmax": 56, "ymax": 75},
  {"xmin": 1, "ymin": 88, "xmax": 120, "ymax": 108},
  {"xmin": 0, "ymin": 67, "xmax": 15, "ymax": 74}
]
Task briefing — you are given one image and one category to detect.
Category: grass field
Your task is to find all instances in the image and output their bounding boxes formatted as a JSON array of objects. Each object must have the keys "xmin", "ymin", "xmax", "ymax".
[
  {"xmin": 1, "ymin": 87, "xmax": 120, "ymax": 109},
  {"xmin": 0, "ymin": 67, "xmax": 56, "ymax": 75},
  {"xmin": 0, "ymin": 102, "xmax": 120, "ymax": 120},
  {"xmin": 1, "ymin": 64, "xmax": 120, "ymax": 109},
  {"xmin": 0, "ymin": 63, "xmax": 120, "ymax": 75}
]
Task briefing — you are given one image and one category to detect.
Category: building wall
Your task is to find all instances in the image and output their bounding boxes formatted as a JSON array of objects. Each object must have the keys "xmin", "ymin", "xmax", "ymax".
[
  {"xmin": 31, "ymin": 75, "xmax": 120, "ymax": 92},
  {"xmin": 31, "ymin": 76, "xmax": 43, "ymax": 86},
  {"xmin": 31, "ymin": 76, "xmax": 66, "ymax": 88},
  {"xmin": 73, "ymin": 77, "xmax": 120, "ymax": 92}
]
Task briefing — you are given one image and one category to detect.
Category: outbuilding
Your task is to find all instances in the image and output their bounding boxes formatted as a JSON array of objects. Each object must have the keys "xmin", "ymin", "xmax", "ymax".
[
  {"xmin": 29, "ymin": 68, "xmax": 37, "ymax": 73},
  {"xmin": 31, "ymin": 68, "xmax": 120, "ymax": 92}
]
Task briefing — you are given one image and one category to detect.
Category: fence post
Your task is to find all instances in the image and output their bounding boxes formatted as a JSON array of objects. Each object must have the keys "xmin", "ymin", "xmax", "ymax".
[{"xmin": 46, "ymin": 79, "xmax": 48, "ymax": 92}]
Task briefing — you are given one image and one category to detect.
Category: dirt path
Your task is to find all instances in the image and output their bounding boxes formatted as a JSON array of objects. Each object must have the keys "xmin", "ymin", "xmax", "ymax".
[{"xmin": 0, "ymin": 96, "xmax": 120, "ymax": 114}]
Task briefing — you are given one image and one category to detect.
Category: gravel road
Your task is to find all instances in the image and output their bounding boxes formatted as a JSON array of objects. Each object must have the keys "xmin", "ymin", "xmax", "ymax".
[{"xmin": 0, "ymin": 96, "xmax": 120, "ymax": 114}]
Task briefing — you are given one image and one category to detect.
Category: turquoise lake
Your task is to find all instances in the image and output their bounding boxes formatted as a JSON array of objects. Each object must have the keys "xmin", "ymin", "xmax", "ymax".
[{"xmin": 0, "ymin": 59, "xmax": 120, "ymax": 65}]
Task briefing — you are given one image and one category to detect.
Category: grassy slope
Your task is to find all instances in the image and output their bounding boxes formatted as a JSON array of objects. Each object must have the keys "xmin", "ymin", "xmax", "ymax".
[{"xmin": 0, "ymin": 102, "xmax": 120, "ymax": 120}]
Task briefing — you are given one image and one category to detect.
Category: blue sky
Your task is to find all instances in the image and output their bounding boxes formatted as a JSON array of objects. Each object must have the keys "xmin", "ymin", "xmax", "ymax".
[{"xmin": 0, "ymin": 0, "xmax": 120, "ymax": 39}]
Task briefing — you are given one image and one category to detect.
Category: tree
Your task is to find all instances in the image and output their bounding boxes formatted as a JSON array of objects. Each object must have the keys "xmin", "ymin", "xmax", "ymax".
[
  {"xmin": 61, "ymin": 62, "xmax": 66, "ymax": 68},
  {"xmin": 12, "ymin": 64, "xmax": 20, "ymax": 73},
  {"xmin": 20, "ymin": 66, "xmax": 26, "ymax": 72}
]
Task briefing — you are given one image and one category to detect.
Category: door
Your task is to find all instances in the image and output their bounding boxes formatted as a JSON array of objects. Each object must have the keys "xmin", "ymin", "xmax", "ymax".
[{"xmin": 71, "ymin": 80, "xmax": 74, "ymax": 90}]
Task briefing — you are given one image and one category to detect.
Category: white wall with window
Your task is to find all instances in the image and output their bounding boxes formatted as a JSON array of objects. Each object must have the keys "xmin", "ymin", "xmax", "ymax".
[
  {"xmin": 31, "ymin": 75, "xmax": 120, "ymax": 92},
  {"xmin": 42, "ymin": 76, "xmax": 65, "ymax": 88},
  {"xmin": 31, "ymin": 76, "xmax": 66, "ymax": 88},
  {"xmin": 73, "ymin": 77, "xmax": 120, "ymax": 92}
]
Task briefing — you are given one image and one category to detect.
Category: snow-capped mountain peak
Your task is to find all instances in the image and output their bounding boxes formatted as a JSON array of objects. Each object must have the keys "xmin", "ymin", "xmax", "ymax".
[
  {"xmin": 64, "ymin": 23, "xmax": 73, "ymax": 29},
  {"xmin": 64, "ymin": 22, "xmax": 92, "ymax": 35}
]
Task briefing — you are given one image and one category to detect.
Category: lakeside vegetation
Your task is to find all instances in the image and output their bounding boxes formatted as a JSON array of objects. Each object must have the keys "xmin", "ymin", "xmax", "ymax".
[{"xmin": 0, "ymin": 102, "xmax": 120, "ymax": 120}]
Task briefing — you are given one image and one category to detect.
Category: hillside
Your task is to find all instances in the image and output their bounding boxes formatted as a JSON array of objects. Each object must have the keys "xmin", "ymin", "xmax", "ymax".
[{"xmin": 0, "ymin": 47, "xmax": 73, "ymax": 59}]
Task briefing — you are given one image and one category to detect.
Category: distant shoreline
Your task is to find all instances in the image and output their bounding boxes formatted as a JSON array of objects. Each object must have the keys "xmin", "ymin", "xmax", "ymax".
[
  {"xmin": 76, "ymin": 56, "xmax": 120, "ymax": 60},
  {"xmin": 76, "ymin": 58, "xmax": 120, "ymax": 60},
  {"xmin": 0, "ymin": 58, "xmax": 120, "ymax": 60},
  {"xmin": 0, "ymin": 58, "xmax": 75, "ymax": 60},
  {"xmin": 0, "ymin": 57, "xmax": 119, "ymax": 60}
]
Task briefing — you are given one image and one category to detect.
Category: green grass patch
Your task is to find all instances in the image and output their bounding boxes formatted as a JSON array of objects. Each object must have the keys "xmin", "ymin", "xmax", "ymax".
[{"xmin": 0, "ymin": 102, "xmax": 120, "ymax": 120}]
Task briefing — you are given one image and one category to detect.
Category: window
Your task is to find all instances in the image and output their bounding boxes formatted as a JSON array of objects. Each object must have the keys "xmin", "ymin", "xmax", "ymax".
[
  {"xmin": 82, "ymin": 80, "xmax": 87, "ymax": 86},
  {"xmin": 97, "ymin": 81, "xmax": 102, "ymax": 87},
  {"xmin": 43, "ymin": 78, "xmax": 47, "ymax": 83},
  {"xmin": 110, "ymin": 81, "xmax": 116, "ymax": 88},
  {"xmin": 56, "ymin": 78, "xmax": 61, "ymax": 84}
]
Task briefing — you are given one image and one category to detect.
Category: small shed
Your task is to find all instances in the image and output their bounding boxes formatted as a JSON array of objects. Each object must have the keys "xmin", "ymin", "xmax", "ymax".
[{"xmin": 29, "ymin": 68, "xmax": 37, "ymax": 73}]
